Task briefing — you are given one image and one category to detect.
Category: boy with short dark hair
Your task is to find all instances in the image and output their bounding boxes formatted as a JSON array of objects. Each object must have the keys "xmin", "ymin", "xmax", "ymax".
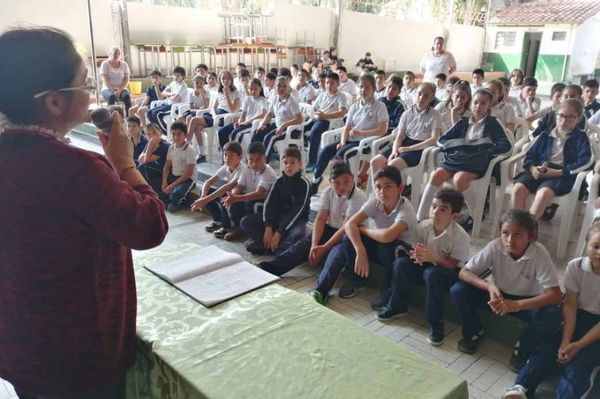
[
  {"xmin": 191, "ymin": 141, "xmax": 244, "ymax": 232},
  {"xmin": 313, "ymin": 166, "xmax": 417, "ymax": 304},
  {"xmin": 401, "ymin": 71, "xmax": 417, "ymax": 107},
  {"xmin": 259, "ymin": 161, "xmax": 367, "ymax": 280},
  {"xmin": 130, "ymin": 69, "xmax": 166, "ymax": 125},
  {"xmin": 240, "ymin": 147, "xmax": 310, "ymax": 255},
  {"xmin": 147, "ymin": 66, "xmax": 189, "ymax": 133},
  {"xmin": 220, "ymin": 142, "xmax": 278, "ymax": 241},
  {"xmin": 264, "ymin": 72, "xmax": 277, "ymax": 100},
  {"xmin": 379, "ymin": 76, "xmax": 405, "ymax": 133},
  {"xmin": 434, "ymin": 73, "xmax": 449, "ymax": 102},
  {"xmin": 516, "ymin": 77, "xmax": 541, "ymax": 118},
  {"xmin": 194, "ymin": 63, "xmax": 208, "ymax": 78},
  {"xmin": 374, "ymin": 69, "xmax": 387, "ymax": 100},
  {"xmin": 582, "ymin": 78, "xmax": 600, "ymax": 119},
  {"xmin": 126, "ymin": 116, "xmax": 148, "ymax": 163},
  {"xmin": 161, "ymin": 122, "xmax": 196, "ymax": 211},
  {"xmin": 379, "ymin": 189, "xmax": 470, "ymax": 347},
  {"xmin": 472, "ymin": 68, "xmax": 485, "ymax": 92},
  {"xmin": 336, "ymin": 66, "xmax": 357, "ymax": 101}
]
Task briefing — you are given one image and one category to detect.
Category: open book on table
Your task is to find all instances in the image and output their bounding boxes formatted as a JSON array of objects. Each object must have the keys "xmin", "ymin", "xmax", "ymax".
[{"xmin": 145, "ymin": 245, "xmax": 279, "ymax": 307}]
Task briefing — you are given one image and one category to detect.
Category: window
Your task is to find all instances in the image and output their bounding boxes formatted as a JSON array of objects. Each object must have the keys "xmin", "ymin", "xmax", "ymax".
[
  {"xmin": 552, "ymin": 31, "xmax": 567, "ymax": 41},
  {"xmin": 495, "ymin": 31, "xmax": 516, "ymax": 48}
]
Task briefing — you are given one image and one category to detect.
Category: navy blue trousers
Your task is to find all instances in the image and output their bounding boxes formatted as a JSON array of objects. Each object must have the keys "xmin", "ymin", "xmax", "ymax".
[
  {"xmin": 239, "ymin": 213, "xmax": 306, "ymax": 255},
  {"xmin": 306, "ymin": 119, "xmax": 331, "ymax": 166},
  {"xmin": 217, "ymin": 122, "xmax": 252, "ymax": 150},
  {"xmin": 261, "ymin": 225, "xmax": 338, "ymax": 276}
]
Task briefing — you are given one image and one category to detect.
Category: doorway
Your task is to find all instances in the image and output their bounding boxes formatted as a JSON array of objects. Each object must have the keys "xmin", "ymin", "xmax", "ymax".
[{"xmin": 521, "ymin": 31, "xmax": 542, "ymax": 77}]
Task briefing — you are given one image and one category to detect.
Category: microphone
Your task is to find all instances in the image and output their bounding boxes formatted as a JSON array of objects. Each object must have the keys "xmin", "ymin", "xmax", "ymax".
[{"xmin": 90, "ymin": 108, "xmax": 113, "ymax": 136}]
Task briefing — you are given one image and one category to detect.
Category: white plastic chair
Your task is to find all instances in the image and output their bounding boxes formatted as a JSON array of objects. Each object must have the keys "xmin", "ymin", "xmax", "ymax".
[
  {"xmin": 513, "ymin": 117, "xmax": 531, "ymax": 154},
  {"xmin": 576, "ymin": 172, "xmax": 600, "ymax": 256},
  {"xmin": 199, "ymin": 110, "xmax": 241, "ymax": 164},
  {"xmin": 321, "ymin": 127, "xmax": 380, "ymax": 178}
]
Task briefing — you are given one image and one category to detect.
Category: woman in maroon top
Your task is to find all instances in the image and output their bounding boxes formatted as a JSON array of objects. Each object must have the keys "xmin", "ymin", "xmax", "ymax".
[{"xmin": 0, "ymin": 28, "xmax": 168, "ymax": 398}]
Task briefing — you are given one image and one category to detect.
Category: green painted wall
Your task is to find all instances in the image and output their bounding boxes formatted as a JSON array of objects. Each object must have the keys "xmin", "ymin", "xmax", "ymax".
[{"xmin": 483, "ymin": 52, "xmax": 567, "ymax": 82}]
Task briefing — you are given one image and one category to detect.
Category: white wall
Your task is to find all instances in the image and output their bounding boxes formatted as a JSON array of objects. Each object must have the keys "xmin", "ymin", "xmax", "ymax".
[
  {"xmin": 339, "ymin": 10, "xmax": 484, "ymax": 72},
  {"xmin": 569, "ymin": 13, "xmax": 600, "ymax": 76},
  {"xmin": 269, "ymin": 3, "xmax": 333, "ymax": 49}
]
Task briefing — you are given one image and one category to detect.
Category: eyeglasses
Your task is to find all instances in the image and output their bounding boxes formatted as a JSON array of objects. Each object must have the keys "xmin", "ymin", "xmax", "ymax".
[
  {"xmin": 556, "ymin": 113, "xmax": 578, "ymax": 121},
  {"xmin": 33, "ymin": 77, "xmax": 97, "ymax": 99}
]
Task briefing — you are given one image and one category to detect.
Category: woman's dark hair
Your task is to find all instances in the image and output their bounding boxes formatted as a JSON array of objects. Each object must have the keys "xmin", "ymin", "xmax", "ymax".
[
  {"xmin": 249, "ymin": 78, "xmax": 265, "ymax": 98},
  {"xmin": 0, "ymin": 27, "xmax": 81, "ymax": 124},
  {"xmin": 499, "ymin": 209, "xmax": 538, "ymax": 235},
  {"xmin": 218, "ymin": 70, "xmax": 236, "ymax": 93},
  {"xmin": 374, "ymin": 166, "xmax": 403, "ymax": 185}
]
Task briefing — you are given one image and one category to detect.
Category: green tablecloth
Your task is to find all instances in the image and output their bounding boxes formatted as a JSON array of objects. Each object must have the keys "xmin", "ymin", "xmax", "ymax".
[{"xmin": 127, "ymin": 244, "xmax": 468, "ymax": 399}]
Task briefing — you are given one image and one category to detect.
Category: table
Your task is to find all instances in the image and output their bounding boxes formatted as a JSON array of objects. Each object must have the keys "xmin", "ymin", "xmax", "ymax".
[{"xmin": 126, "ymin": 244, "xmax": 468, "ymax": 399}]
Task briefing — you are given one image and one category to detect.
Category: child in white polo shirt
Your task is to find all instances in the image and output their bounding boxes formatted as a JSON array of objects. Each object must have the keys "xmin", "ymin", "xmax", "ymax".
[
  {"xmin": 260, "ymin": 161, "xmax": 367, "ymax": 289},
  {"xmin": 503, "ymin": 222, "xmax": 600, "ymax": 399},
  {"xmin": 378, "ymin": 189, "xmax": 470, "ymax": 347},
  {"xmin": 337, "ymin": 66, "xmax": 357, "ymax": 101},
  {"xmin": 486, "ymin": 79, "xmax": 516, "ymax": 133},
  {"xmin": 191, "ymin": 141, "xmax": 244, "ymax": 234},
  {"xmin": 160, "ymin": 122, "xmax": 197, "ymax": 212},
  {"xmin": 515, "ymin": 77, "xmax": 542, "ymax": 118},
  {"xmin": 450, "ymin": 209, "xmax": 562, "ymax": 371},
  {"xmin": 296, "ymin": 68, "xmax": 317, "ymax": 104},
  {"xmin": 400, "ymin": 71, "xmax": 417, "ymax": 107},
  {"xmin": 313, "ymin": 166, "xmax": 417, "ymax": 304}
]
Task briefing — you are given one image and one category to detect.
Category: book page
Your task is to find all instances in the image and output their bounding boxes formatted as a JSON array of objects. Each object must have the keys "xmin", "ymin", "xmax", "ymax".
[
  {"xmin": 177, "ymin": 261, "xmax": 279, "ymax": 307},
  {"xmin": 146, "ymin": 246, "xmax": 242, "ymax": 284}
]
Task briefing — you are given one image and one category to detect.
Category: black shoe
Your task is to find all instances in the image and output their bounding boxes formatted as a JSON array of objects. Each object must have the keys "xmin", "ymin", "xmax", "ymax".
[
  {"xmin": 458, "ymin": 330, "xmax": 484, "ymax": 354},
  {"xmin": 427, "ymin": 324, "xmax": 445, "ymax": 346},
  {"xmin": 338, "ymin": 280, "xmax": 366, "ymax": 299},
  {"xmin": 205, "ymin": 221, "xmax": 222, "ymax": 232},
  {"xmin": 213, "ymin": 227, "xmax": 230, "ymax": 239},
  {"xmin": 457, "ymin": 214, "xmax": 474, "ymax": 233},
  {"xmin": 376, "ymin": 306, "xmax": 407, "ymax": 321},
  {"xmin": 540, "ymin": 204, "xmax": 559, "ymax": 221},
  {"xmin": 508, "ymin": 347, "xmax": 528, "ymax": 372},
  {"xmin": 245, "ymin": 240, "xmax": 266, "ymax": 255},
  {"xmin": 309, "ymin": 181, "xmax": 320, "ymax": 196},
  {"xmin": 370, "ymin": 289, "xmax": 391, "ymax": 310},
  {"xmin": 196, "ymin": 154, "xmax": 207, "ymax": 163}
]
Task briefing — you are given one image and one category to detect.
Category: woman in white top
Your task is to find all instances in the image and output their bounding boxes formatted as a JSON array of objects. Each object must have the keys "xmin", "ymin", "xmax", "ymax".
[
  {"xmin": 420, "ymin": 37, "xmax": 457, "ymax": 83},
  {"xmin": 100, "ymin": 46, "xmax": 132, "ymax": 112}
]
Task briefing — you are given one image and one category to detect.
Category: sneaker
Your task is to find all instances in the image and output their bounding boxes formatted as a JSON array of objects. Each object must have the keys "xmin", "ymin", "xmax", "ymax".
[
  {"xmin": 224, "ymin": 227, "xmax": 243, "ymax": 241},
  {"xmin": 370, "ymin": 289, "xmax": 391, "ymax": 310},
  {"xmin": 540, "ymin": 203, "xmax": 559, "ymax": 221},
  {"xmin": 310, "ymin": 289, "xmax": 328, "ymax": 305},
  {"xmin": 338, "ymin": 280, "xmax": 366, "ymax": 299},
  {"xmin": 427, "ymin": 324, "xmax": 445, "ymax": 346},
  {"xmin": 205, "ymin": 221, "xmax": 222, "ymax": 232},
  {"xmin": 458, "ymin": 330, "xmax": 484, "ymax": 354},
  {"xmin": 509, "ymin": 346, "xmax": 528, "ymax": 372},
  {"xmin": 502, "ymin": 384, "xmax": 527, "ymax": 399},
  {"xmin": 376, "ymin": 306, "xmax": 407, "ymax": 321},
  {"xmin": 245, "ymin": 240, "xmax": 266, "ymax": 255},
  {"xmin": 213, "ymin": 227, "xmax": 230, "ymax": 239},
  {"xmin": 196, "ymin": 154, "xmax": 207, "ymax": 164},
  {"xmin": 457, "ymin": 214, "xmax": 474, "ymax": 233}
]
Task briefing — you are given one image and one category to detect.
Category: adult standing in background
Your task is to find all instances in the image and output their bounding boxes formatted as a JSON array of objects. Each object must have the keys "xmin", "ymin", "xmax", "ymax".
[
  {"xmin": 0, "ymin": 27, "xmax": 168, "ymax": 399},
  {"xmin": 420, "ymin": 36, "xmax": 457, "ymax": 83},
  {"xmin": 100, "ymin": 46, "xmax": 132, "ymax": 113}
]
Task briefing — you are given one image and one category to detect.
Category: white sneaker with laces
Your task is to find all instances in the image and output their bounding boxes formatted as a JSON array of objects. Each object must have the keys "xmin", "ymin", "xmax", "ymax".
[{"xmin": 502, "ymin": 384, "xmax": 527, "ymax": 399}]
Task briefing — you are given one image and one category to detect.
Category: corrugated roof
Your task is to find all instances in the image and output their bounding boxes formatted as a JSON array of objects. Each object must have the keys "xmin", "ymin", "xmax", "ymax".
[{"xmin": 492, "ymin": 0, "xmax": 600, "ymax": 25}]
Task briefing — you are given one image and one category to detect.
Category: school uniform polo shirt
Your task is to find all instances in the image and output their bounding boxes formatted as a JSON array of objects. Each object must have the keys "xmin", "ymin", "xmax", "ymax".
[
  {"xmin": 346, "ymin": 98, "xmax": 389, "ymax": 141},
  {"xmin": 415, "ymin": 219, "xmax": 470, "ymax": 267},
  {"xmin": 215, "ymin": 162, "xmax": 244, "ymax": 183},
  {"xmin": 166, "ymin": 143, "xmax": 197, "ymax": 177},
  {"xmin": 564, "ymin": 257, "xmax": 600, "ymax": 315},
  {"xmin": 215, "ymin": 89, "xmax": 241, "ymax": 112},
  {"xmin": 435, "ymin": 87, "xmax": 450, "ymax": 102},
  {"xmin": 398, "ymin": 105, "xmax": 443, "ymax": 141},
  {"xmin": 374, "ymin": 87, "xmax": 387, "ymax": 100},
  {"xmin": 313, "ymin": 90, "xmax": 347, "ymax": 115},
  {"xmin": 146, "ymin": 84, "xmax": 166, "ymax": 103},
  {"xmin": 465, "ymin": 117, "xmax": 487, "ymax": 140},
  {"xmin": 584, "ymin": 100, "xmax": 600, "ymax": 120},
  {"xmin": 360, "ymin": 196, "xmax": 416, "ymax": 244},
  {"xmin": 317, "ymin": 185, "xmax": 367, "ymax": 229},
  {"xmin": 504, "ymin": 96, "xmax": 521, "ymax": 116},
  {"xmin": 339, "ymin": 79, "xmax": 358, "ymax": 98},
  {"xmin": 236, "ymin": 164, "xmax": 277, "ymax": 194},
  {"xmin": 465, "ymin": 239, "xmax": 559, "ymax": 297},
  {"xmin": 491, "ymin": 101, "xmax": 516, "ymax": 128},
  {"xmin": 516, "ymin": 96, "xmax": 541, "ymax": 117},
  {"xmin": 400, "ymin": 87, "xmax": 417, "ymax": 107},
  {"xmin": 241, "ymin": 96, "xmax": 269, "ymax": 120},
  {"xmin": 298, "ymin": 84, "xmax": 317, "ymax": 103},
  {"xmin": 589, "ymin": 109, "xmax": 600, "ymax": 126},
  {"xmin": 165, "ymin": 80, "xmax": 189, "ymax": 104},
  {"xmin": 270, "ymin": 94, "xmax": 301, "ymax": 128}
]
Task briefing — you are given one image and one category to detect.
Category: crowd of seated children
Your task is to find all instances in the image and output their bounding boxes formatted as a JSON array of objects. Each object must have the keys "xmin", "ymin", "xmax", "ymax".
[
  {"xmin": 146, "ymin": 66, "xmax": 189, "ymax": 133},
  {"xmin": 503, "ymin": 222, "xmax": 600, "ymax": 399},
  {"xmin": 138, "ymin": 123, "xmax": 170, "ymax": 189},
  {"xmin": 127, "ymin": 116, "xmax": 148, "ymax": 164},
  {"xmin": 374, "ymin": 69, "xmax": 387, "ymax": 100},
  {"xmin": 241, "ymin": 147, "xmax": 310, "ymax": 255},
  {"xmin": 452, "ymin": 209, "xmax": 562, "ymax": 368},
  {"xmin": 191, "ymin": 141, "xmax": 244, "ymax": 234},
  {"xmin": 311, "ymin": 166, "xmax": 416, "ymax": 305},
  {"xmin": 514, "ymin": 77, "xmax": 541, "ymax": 119},
  {"xmin": 379, "ymin": 189, "xmax": 470, "ymax": 345},
  {"xmin": 255, "ymin": 76, "xmax": 303, "ymax": 158},
  {"xmin": 159, "ymin": 122, "xmax": 197, "ymax": 211},
  {"xmin": 509, "ymin": 68, "xmax": 524, "ymax": 98},
  {"xmin": 471, "ymin": 68, "xmax": 484, "ymax": 93},
  {"xmin": 400, "ymin": 71, "xmax": 417, "ymax": 107},
  {"xmin": 217, "ymin": 78, "xmax": 268, "ymax": 150},
  {"xmin": 296, "ymin": 68, "xmax": 317, "ymax": 104},
  {"xmin": 304, "ymin": 71, "xmax": 348, "ymax": 171},
  {"xmin": 486, "ymin": 79, "xmax": 516, "ymax": 133},
  {"xmin": 417, "ymin": 88, "xmax": 512, "ymax": 221},
  {"xmin": 511, "ymin": 99, "xmax": 592, "ymax": 219},
  {"xmin": 435, "ymin": 79, "xmax": 471, "ymax": 131},
  {"xmin": 311, "ymin": 73, "xmax": 389, "ymax": 193},
  {"xmin": 371, "ymin": 82, "xmax": 442, "ymax": 177},
  {"xmin": 187, "ymin": 70, "xmax": 241, "ymax": 158},
  {"xmin": 129, "ymin": 69, "xmax": 165, "ymax": 126},
  {"xmin": 260, "ymin": 161, "xmax": 367, "ymax": 281},
  {"xmin": 434, "ymin": 73, "xmax": 449, "ymax": 102}
]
